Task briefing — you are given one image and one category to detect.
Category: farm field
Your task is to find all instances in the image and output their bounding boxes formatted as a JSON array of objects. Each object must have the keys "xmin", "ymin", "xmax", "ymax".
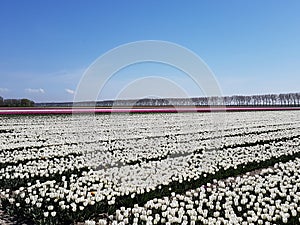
[{"xmin": 0, "ymin": 110, "xmax": 300, "ymax": 225}]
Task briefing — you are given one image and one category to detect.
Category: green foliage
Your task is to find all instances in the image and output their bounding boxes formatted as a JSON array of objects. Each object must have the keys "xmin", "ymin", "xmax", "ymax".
[{"xmin": 0, "ymin": 96, "xmax": 34, "ymax": 107}]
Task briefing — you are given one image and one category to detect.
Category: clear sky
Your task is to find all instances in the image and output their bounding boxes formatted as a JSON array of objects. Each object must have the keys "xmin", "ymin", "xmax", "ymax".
[{"xmin": 0, "ymin": 0, "xmax": 299, "ymax": 102}]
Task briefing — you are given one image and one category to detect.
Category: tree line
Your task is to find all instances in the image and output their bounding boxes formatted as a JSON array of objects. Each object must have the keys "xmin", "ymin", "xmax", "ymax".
[
  {"xmin": 0, "ymin": 96, "xmax": 35, "ymax": 107},
  {"xmin": 33, "ymin": 92, "xmax": 300, "ymax": 107},
  {"xmin": 111, "ymin": 92, "xmax": 300, "ymax": 107},
  {"xmin": 201, "ymin": 93, "xmax": 300, "ymax": 106}
]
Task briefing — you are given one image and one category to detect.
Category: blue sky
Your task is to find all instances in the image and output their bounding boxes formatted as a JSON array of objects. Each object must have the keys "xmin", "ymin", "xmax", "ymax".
[{"xmin": 0, "ymin": 0, "xmax": 299, "ymax": 102}]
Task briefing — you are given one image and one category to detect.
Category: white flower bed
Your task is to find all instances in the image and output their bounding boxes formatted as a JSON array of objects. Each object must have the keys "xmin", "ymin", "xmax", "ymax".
[
  {"xmin": 0, "ymin": 111, "xmax": 299, "ymax": 224},
  {"xmin": 107, "ymin": 158, "xmax": 300, "ymax": 225}
]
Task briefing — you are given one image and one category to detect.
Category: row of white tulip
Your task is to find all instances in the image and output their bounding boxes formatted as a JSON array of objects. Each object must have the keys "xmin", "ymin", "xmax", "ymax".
[
  {"xmin": 1, "ymin": 117, "xmax": 299, "ymax": 171},
  {"xmin": 2, "ymin": 131, "xmax": 299, "ymax": 192},
  {"xmin": 0, "ymin": 111, "xmax": 299, "ymax": 224},
  {"xmin": 2, "ymin": 111, "xmax": 299, "ymax": 152},
  {"xmin": 2, "ymin": 135, "xmax": 299, "ymax": 224},
  {"xmin": 89, "ymin": 157, "xmax": 300, "ymax": 225}
]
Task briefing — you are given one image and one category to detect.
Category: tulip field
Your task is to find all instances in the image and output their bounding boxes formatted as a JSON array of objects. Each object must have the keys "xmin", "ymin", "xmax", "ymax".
[{"xmin": 1, "ymin": 110, "xmax": 300, "ymax": 225}]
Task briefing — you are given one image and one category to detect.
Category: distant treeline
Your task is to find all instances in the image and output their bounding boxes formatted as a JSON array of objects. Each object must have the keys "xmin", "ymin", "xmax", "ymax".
[
  {"xmin": 35, "ymin": 92, "xmax": 300, "ymax": 107},
  {"xmin": 0, "ymin": 96, "xmax": 35, "ymax": 107}
]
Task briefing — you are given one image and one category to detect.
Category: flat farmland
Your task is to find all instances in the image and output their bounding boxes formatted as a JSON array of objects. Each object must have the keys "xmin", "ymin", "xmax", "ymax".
[{"xmin": 1, "ymin": 111, "xmax": 300, "ymax": 225}]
